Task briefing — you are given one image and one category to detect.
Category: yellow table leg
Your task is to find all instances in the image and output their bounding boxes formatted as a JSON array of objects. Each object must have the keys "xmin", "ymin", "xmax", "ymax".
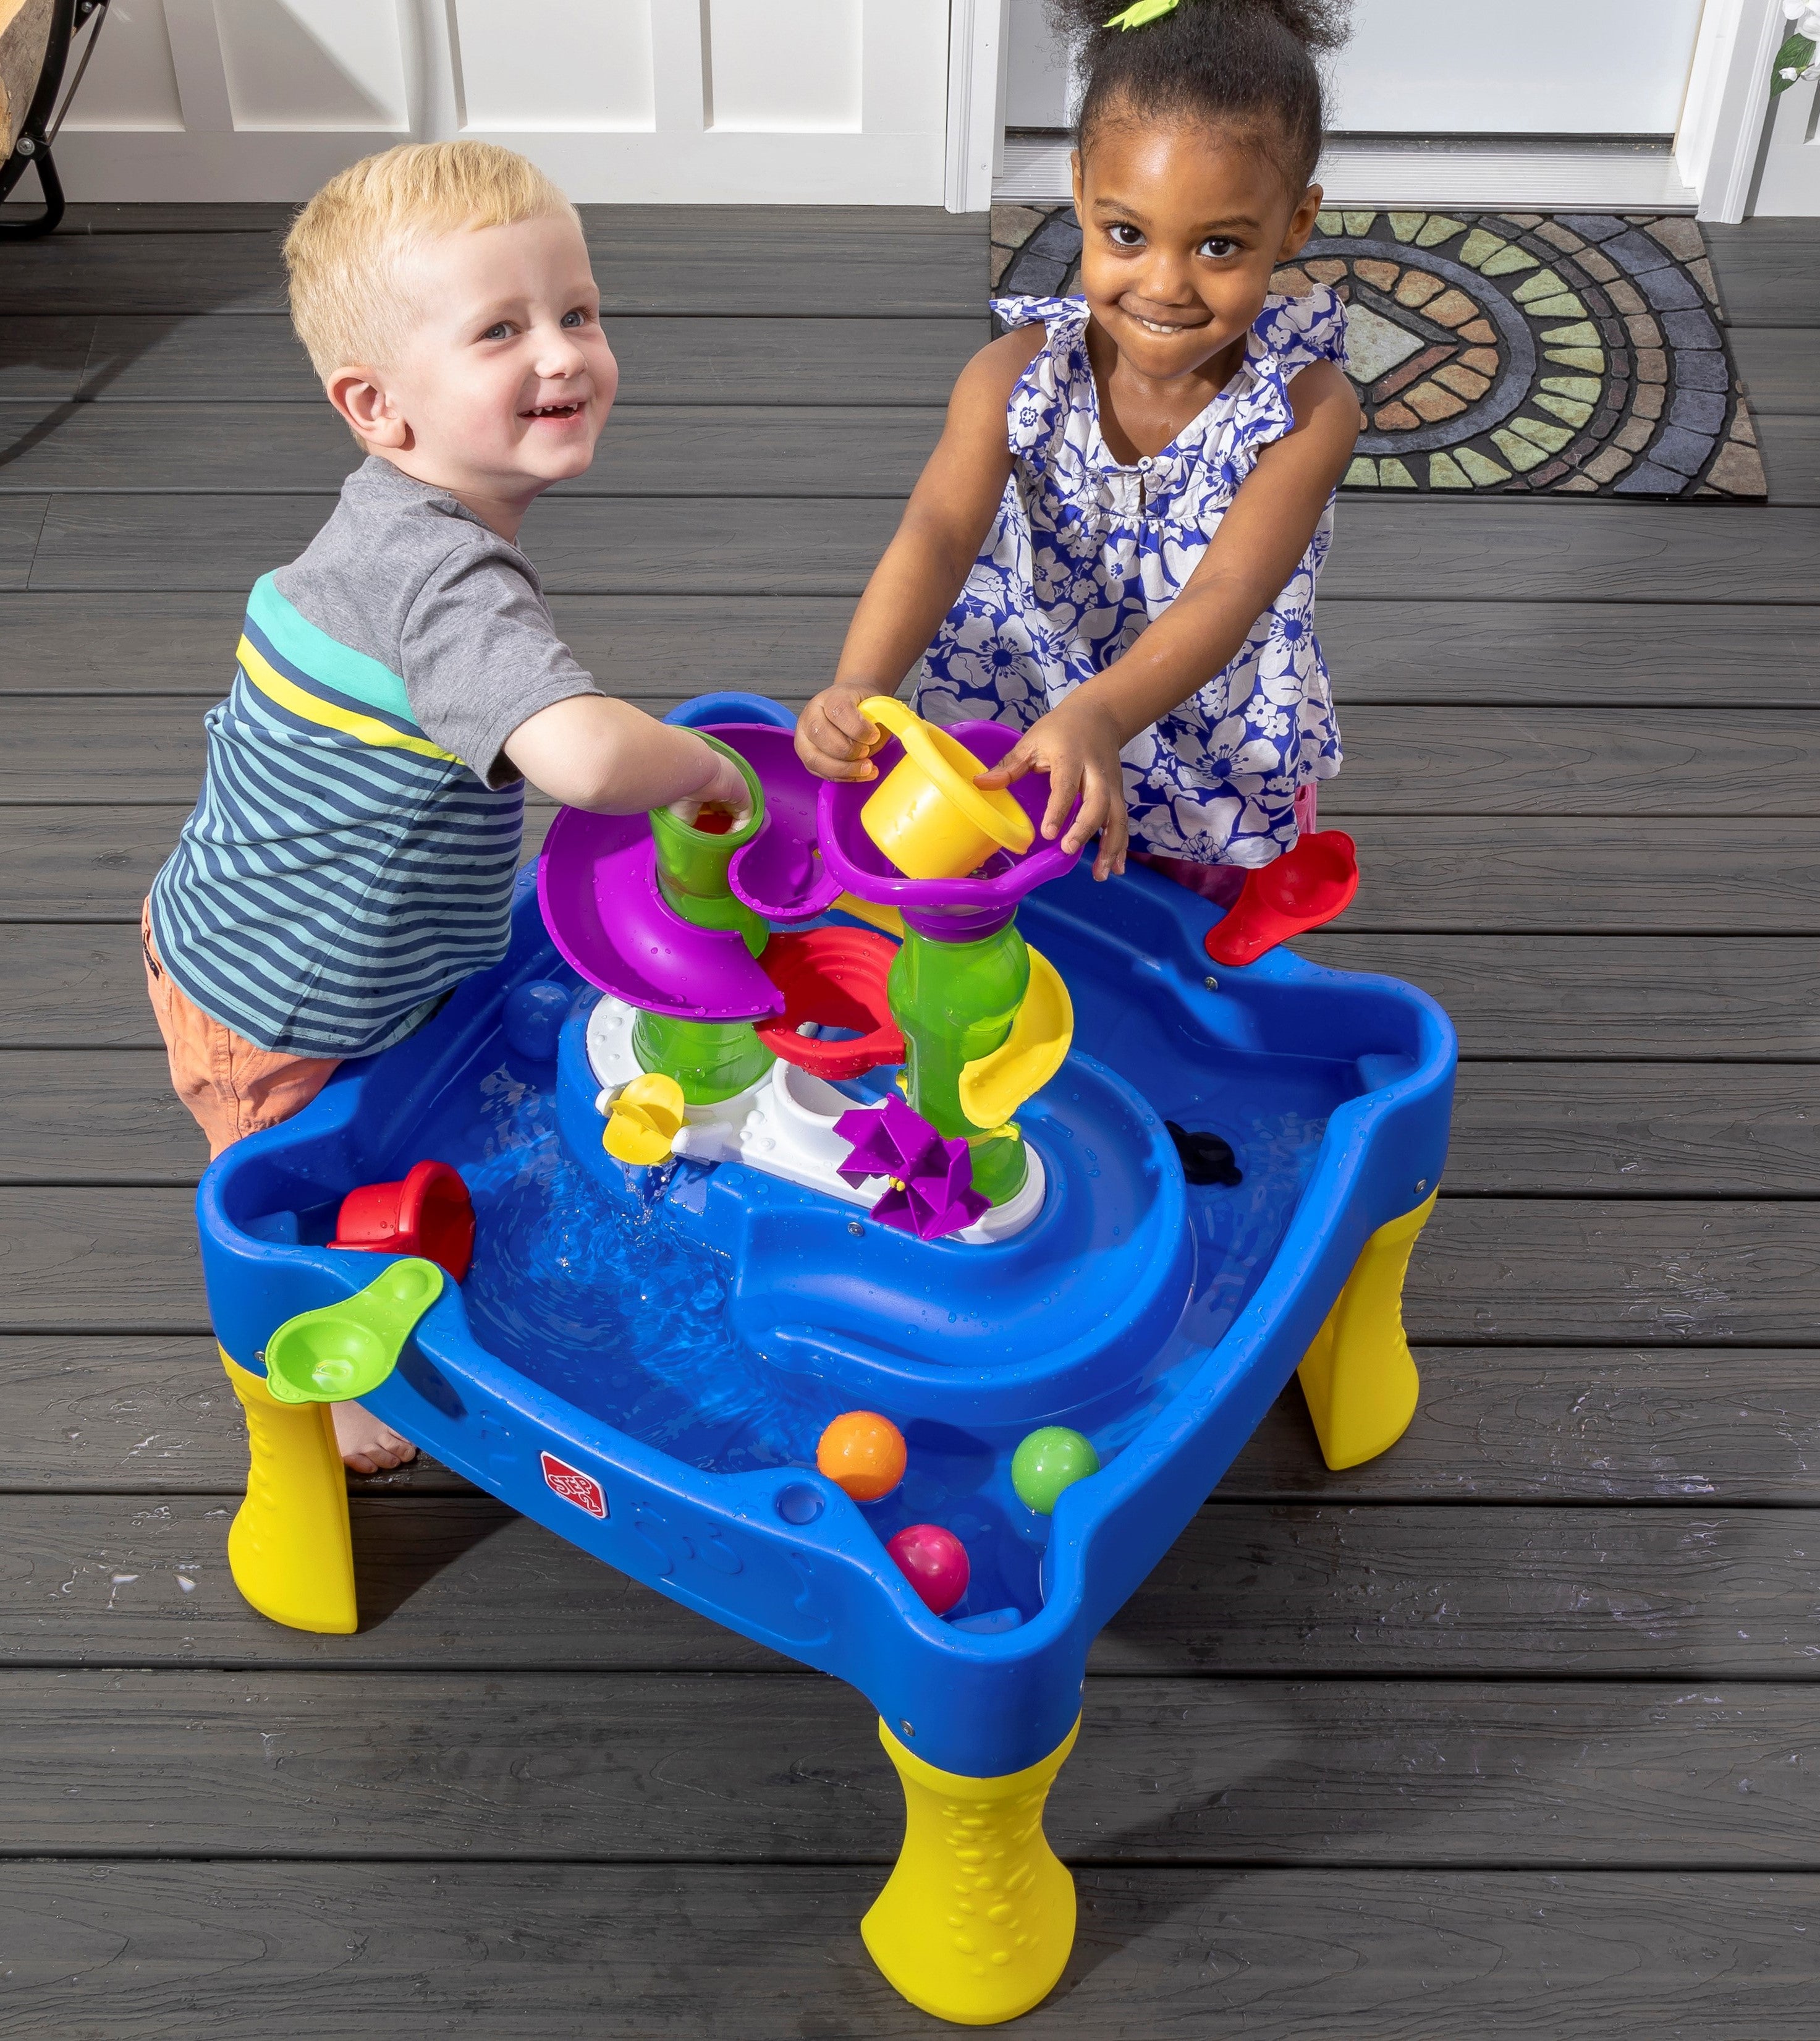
[
  {"xmin": 862, "ymin": 1716, "xmax": 1078, "ymax": 2026},
  {"xmin": 1297, "ymin": 1190, "xmax": 1436, "ymax": 1470},
  {"xmin": 219, "ymin": 1348, "xmax": 357, "ymax": 1634}
]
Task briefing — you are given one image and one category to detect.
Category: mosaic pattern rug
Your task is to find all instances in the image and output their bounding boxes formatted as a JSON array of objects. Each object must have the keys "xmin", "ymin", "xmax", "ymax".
[{"xmin": 990, "ymin": 205, "xmax": 1764, "ymax": 499}]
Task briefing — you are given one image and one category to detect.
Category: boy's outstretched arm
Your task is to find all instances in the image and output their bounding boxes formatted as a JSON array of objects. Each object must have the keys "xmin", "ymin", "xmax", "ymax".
[
  {"xmin": 505, "ymin": 695, "xmax": 748, "ymax": 814},
  {"xmin": 978, "ymin": 359, "xmax": 1362, "ymax": 878},
  {"xmin": 796, "ymin": 328, "xmax": 1042, "ymax": 782}
]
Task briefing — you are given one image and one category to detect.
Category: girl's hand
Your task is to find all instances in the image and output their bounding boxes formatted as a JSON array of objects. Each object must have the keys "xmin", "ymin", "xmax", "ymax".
[
  {"xmin": 797, "ymin": 682, "xmax": 887, "ymax": 783},
  {"xmin": 975, "ymin": 694, "xmax": 1130, "ymax": 881}
]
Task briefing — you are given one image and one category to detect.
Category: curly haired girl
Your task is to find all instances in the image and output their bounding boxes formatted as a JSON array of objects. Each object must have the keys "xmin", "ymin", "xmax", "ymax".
[{"xmin": 798, "ymin": 0, "xmax": 1358, "ymax": 897}]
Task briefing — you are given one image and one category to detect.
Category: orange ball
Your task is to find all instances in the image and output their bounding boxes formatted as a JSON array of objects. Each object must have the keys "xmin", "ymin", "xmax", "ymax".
[{"xmin": 816, "ymin": 1410, "xmax": 907, "ymax": 1503}]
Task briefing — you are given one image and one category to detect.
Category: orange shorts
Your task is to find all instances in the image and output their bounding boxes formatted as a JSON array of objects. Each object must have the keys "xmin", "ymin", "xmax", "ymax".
[{"xmin": 141, "ymin": 899, "xmax": 341, "ymax": 1161}]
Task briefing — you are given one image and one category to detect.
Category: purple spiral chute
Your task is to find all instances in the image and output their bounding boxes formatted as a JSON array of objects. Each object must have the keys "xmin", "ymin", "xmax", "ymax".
[
  {"xmin": 816, "ymin": 718, "xmax": 1083, "ymax": 939},
  {"xmin": 537, "ymin": 723, "xmax": 841, "ymax": 1020},
  {"xmin": 537, "ymin": 812, "xmax": 783, "ymax": 1021}
]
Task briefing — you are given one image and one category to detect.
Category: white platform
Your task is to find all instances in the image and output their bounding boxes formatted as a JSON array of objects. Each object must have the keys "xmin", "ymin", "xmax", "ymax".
[
  {"xmin": 584, "ymin": 995, "xmax": 1046, "ymax": 1245},
  {"xmin": 996, "ymin": 135, "xmax": 1698, "ymax": 213}
]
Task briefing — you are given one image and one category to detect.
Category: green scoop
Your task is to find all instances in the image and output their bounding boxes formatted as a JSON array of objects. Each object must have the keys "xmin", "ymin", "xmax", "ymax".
[{"xmin": 262, "ymin": 1257, "xmax": 443, "ymax": 1404}]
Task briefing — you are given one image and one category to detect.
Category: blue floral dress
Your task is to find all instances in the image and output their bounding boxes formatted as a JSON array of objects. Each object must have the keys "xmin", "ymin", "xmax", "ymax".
[{"xmin": 915, "ymin": 286, "xmax": 1349, "ymax": 867}]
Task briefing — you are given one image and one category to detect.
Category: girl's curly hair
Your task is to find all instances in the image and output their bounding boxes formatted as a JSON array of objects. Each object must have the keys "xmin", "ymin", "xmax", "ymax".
[{"xmin": 1045, "ymin": 0, "xmax": 1350, "ymax": 192}]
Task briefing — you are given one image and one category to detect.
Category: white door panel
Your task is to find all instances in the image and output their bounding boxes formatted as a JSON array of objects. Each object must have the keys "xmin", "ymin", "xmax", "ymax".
[
  {"xmin": 1005, "ymin": 0, "xmax": 1706, "ymax": 135},
  {"xmin": 48, "ymin": 0, "xmax": 954, "ymax": 202}
]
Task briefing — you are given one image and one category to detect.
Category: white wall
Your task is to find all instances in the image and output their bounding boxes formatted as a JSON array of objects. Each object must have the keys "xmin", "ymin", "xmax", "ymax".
[
  {"xmin": 1004, "ymin": 0, "xmax": 1707, "ymax": 134},
  {"xmin": 51, "ymin": 0, "xmax": 954, "ymax": 203}
]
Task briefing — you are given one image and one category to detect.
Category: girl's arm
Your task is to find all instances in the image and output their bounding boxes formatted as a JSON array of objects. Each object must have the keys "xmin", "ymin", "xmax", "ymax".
[
  {"xmin": 980, "ymin": 359, "xmax": 1362, "ymax": 878},
  {"xmin": 795, "ymin": 328, "xmax": 1044, "ymax": 782}
]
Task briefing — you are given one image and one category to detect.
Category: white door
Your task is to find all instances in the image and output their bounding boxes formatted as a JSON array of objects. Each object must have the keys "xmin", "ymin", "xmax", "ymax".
[
  {"xmin": 1006, "ymin": 0, "xmax": 1706, "ymax": 133},
  {"xmin": 51, "ymin": 0, "xmax": 953, "ymax": 204}
]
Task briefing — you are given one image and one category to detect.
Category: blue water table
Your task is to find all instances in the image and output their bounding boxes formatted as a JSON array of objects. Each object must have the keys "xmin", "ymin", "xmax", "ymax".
[{"xmin": 198, "ymin": 690, "xmax": 1455, "ymax": 2026}]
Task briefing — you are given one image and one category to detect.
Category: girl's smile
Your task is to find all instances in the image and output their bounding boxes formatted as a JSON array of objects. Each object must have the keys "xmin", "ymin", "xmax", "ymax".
[{"xmin": 1072, "ymin": 122, "xmax": 1324, "ymax": 462}]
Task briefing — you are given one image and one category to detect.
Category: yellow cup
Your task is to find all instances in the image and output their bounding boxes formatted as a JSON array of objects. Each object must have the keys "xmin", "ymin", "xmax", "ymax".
[{"xmin": 858, "ymin": 697, "xmax": 1033, "ymax": 882}]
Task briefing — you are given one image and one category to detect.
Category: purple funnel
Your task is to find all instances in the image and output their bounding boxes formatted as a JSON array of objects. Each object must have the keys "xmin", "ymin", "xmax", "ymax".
[
  {"xmin": 817, "ymin": 718, "xmax": 1083, "ymax": 940},
  {"xmin": 721, "ymin": 725, "xmax": 843, "ymax": 923}
]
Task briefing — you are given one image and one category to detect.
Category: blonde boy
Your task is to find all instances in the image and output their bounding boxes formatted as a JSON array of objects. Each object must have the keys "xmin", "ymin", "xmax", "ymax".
[{"xmin": 145, "ymin": 143, "xmax": 745, "ymax": 1470}]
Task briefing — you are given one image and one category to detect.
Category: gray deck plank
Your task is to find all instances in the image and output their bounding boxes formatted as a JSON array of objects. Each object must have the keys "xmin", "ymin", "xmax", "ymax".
[
  {"xmin": 1300, "ymin": 933, "xmax": 1820, "ymax": 1059},
  {"xmin": 0, "ymin": 494, "xmax": 45, "ymax": 587},
  {"xmin": 1755, "ymin": 410, "xmax": 1820, "ymax": 506},
  {"xmin": 10, "ymin": 1491, "xmax": 1820, "ymax": 1678},
  {"xmin": 0, "ymin": 591, "xmax": 839, "ymax": 695},
  {"xmin": 6, "ymin": 592, "xmax": 1818, "ymax": 706},
  {"xmin": 17, "ymin": 809, "xmax": 1820, "ymax": 932},
  {"xmin": 1315, "ymin": 598, "xmax": 1820, "ymax": 706},
  {"xmin": 6, "ymin": 1863, "xmax": 1813, "ymax": 2041},
  {"xmin": 10, "ymin": 1337, "xmax": 1815, "ymax": 1504},
  {"xmin": 0, "ymin": 400, "xmax": 943, "ymax": 498},
  {"xmin": 1, "ymin": 1184, "xmax": 1813, "ymax": 1343},
  {"xmin": 4, "ymin": 1049, "xmax": 1811, "ymax": 1196},
  {"xmin": 1704, "ymin": 219, "xmax": 1820, "ymax": 326},
  {"xmin": 9, "ymin": 923, "xmax": 1814, "ymax": 1057},
  {"xmin": 4, "ymin": 1668, "xmax": 1814, "ymax": 1866},
  {"xmin": 15, "ymin": 698, "xmax": 1820, "ymax": 813},
  {"xmin": 27, "ymin": 493, "xmax": 907, "ymax": 593},
  {"xmin": 0, "ymin": 207, "xmax": 986, "ymax": 318},
  {"xmin": 1443, "ymin": 1062, "xmax": 1820, "ymax": 1192},
  {"xmin": 26, "ymin": 493, "xmax": 1820, "ymax": 598},
  {"xmin": 0, "ymin": 316, "xmax": 93, "ymax": 401},
  {"xmin": 49, "ymin": 312, "xmax": 984, "ymax": 406},
  {"xmin": 1229, "ymin": 1344, "xmax": 1820, "ymax": 1502},
  {"xmin": 1730, "ymin": 326, "xmax": 1820, "ymax": 413},
  {"xmin": 9, "ymin": 593, "xmax": 1816, "ymax": 707}
]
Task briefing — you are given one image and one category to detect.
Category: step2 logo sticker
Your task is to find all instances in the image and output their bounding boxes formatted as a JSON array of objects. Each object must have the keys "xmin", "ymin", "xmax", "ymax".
[{"xmin": 540, "ymin": 1451, "xmax": 607, "ymax": 1519}]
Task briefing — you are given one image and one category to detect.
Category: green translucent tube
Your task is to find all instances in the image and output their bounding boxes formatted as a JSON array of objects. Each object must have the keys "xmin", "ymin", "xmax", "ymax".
[
  {"xmin": 632, "ymin": 736, "xmax": 775, "ymax": 1103},
  {"xmin": 632, "ymin": 1009, "xmax": 774, "ymax": 1105},
  {"xmin": 647, "ymin": 734, "xmax": 769, "ymax": 958},
  {"xmin": 888, "ymin": 923, "xmax": 1029, "ymax": 1207}
]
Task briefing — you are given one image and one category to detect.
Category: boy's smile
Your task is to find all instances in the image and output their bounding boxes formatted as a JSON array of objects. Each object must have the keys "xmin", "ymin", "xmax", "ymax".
[{"xmin": 326, "ymin": 210, "xmax": 617, "ymax": 540}]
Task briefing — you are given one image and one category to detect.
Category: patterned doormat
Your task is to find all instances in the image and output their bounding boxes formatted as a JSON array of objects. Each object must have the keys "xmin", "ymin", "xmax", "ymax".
[{"xmin": 990, "ymin": 205, "xmax": 1764, "ymax": 499}]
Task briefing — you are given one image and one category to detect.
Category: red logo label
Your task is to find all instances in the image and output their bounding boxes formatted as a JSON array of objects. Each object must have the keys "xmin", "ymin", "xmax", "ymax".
[{"xmin": 541, "ymin": 1451, "xmax": 607, "ymax": 1518}]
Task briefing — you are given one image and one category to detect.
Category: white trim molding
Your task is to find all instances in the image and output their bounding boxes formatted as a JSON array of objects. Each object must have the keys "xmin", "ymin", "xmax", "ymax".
[
  {"xmin": 1678, "ymin": 0, "xmax": 1785, "ymax": 221},
  {"xmin": 944, "ymin": 0, "xmax": 1006, "ymax": 213}
]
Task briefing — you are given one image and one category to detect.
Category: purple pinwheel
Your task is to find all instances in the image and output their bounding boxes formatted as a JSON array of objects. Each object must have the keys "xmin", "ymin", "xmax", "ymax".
[{"xmin": 834, "ymin": 1097, "xmax": 990, "ymax": 1242}]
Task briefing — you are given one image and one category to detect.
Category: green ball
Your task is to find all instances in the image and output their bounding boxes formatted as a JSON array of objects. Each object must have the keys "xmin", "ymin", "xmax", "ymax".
[{"xmin": 1011, "ymin": 1427, "xmax": 1100, "ymax": 1516}]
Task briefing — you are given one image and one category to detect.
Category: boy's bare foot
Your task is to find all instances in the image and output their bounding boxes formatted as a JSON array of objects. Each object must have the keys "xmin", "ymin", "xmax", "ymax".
[{"xmin": 332, "ymin": 1399, "xmax": 418, "ymax": 1475}]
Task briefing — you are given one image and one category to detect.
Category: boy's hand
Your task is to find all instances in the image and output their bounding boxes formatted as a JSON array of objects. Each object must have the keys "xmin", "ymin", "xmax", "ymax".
[
  {"xmin": 797, "ymin": 682, "xmax": 887, "ymax": 782},
  {"xmin": 697, "ymin": 747, "xmax": 753, "ymax": 815},
  {"xmin": 975, "ymin": 694, "xmax": 1130, "ymax": 881}
]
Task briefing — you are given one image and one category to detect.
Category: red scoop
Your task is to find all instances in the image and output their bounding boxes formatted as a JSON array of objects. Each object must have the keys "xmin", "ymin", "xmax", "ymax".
[
  {"xmin": 331, "ymin": 1158, "xmax": 475, "ymax": 1282},
  {"xmin": 1203, "ymin": 830, "xmax": 1359, "ymax": 969},
  {"xmin": 756, "ymin": 926, "xmax": 905, "ymax": 1080}
]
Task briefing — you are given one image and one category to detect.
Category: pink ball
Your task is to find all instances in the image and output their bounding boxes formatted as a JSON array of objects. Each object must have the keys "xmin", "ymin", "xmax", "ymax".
[{"xmin": 886, "ymin": 1523, "xmax": 970, "ymax": 1616}]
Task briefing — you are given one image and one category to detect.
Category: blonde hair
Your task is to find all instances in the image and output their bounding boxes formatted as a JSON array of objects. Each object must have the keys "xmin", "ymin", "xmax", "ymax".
[{"xmin": 283, "ymin": 141, "xmax": 579, "ymax": 376}]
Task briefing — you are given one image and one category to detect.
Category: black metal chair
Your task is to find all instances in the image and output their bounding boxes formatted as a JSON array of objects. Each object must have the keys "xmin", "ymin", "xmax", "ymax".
[{"xmin": 1, "ymin": 0, "xmax": 109, "ymax": 240}]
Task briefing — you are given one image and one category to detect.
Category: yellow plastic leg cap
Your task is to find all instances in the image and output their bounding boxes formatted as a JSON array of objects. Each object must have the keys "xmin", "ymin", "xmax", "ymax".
[
  {"xmin": 1297, "ymin": 1191, "xmax": 1436, "ymax": 1470},
  {"xmin": 862, "ymin": 1716, "xmax": 1078, "ymax": 2026},
  {"xmin": 220, "ymin": 1349, "xmax": 358, "ymax": 1634}
]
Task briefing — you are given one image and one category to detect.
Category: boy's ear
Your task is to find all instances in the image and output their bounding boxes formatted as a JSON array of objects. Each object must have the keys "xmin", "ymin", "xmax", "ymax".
[{"xmin": 325, "ymin": 365, "xmax": 411, "ymax": 451}]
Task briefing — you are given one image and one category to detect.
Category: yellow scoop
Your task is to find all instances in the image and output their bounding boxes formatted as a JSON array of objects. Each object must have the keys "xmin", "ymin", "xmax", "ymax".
[
  {"xmin": 603, "ymin": 1072, "xmax": 687, "ymax": 1166},
  {"xmin": 957, "ymin": 944, "xmax": 1073, "ymax": 1129},
  {"xmin": 858, "ymin": 697, "xmax": 1033, "ymax": 881}
]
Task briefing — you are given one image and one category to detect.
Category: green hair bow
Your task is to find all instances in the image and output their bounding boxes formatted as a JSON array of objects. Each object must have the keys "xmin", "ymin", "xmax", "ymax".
[{"xmin": 1104, "ymin": 0, "xmax": 1181, "ymax": 26}]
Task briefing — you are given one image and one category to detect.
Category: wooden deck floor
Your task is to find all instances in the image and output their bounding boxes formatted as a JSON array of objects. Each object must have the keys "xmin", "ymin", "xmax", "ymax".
[{"xmin": 2, "ymin": 205, "xmax": 1818, "ymax": 2037}]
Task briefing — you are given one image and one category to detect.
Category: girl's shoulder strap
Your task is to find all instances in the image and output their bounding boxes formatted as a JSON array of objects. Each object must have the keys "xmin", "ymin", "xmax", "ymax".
[
  {"xmin": 1251, "ymin": 280, "xmax": 1350, "ymax": 376},
  {"xmin": 990, "ymin": 292, "xmax": 1090, "ymax": 337}
]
